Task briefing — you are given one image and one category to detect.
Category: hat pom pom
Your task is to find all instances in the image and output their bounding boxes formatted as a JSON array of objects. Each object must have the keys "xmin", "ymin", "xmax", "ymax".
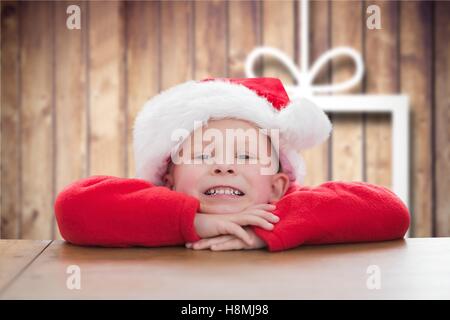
[{"xmin": 277, "ymin": 97, "xmax": 333, "ymax": 150}]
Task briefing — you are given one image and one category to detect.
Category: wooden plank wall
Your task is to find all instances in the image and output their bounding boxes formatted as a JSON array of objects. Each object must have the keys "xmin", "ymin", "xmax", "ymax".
[{"xmin": 1, "ymin": 0, "xmax": 449, "ymax": 240}]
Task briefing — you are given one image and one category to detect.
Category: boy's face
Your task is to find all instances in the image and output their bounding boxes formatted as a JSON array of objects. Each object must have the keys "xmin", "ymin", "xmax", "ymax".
[{"xmin": 164, "ymin": 119, "xmax": 289, "ymax": 214}]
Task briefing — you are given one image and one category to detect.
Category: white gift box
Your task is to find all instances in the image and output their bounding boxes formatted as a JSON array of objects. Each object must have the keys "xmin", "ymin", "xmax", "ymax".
[{"xmin": 245, "ymin": 0, "xmax": 411, "ymax": 234}]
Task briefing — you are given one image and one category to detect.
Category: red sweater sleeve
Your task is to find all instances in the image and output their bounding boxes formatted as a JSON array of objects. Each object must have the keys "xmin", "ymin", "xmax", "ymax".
[
  {"xmin": 54, "ymin": 175, "xmax": 201, "ymax": 247},
  {"xmin": 252, "ymin": 181, "xmax": 410, "ymax": 252}
]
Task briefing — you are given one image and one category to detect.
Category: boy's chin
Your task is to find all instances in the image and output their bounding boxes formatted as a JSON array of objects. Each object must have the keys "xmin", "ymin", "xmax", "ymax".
[{"xmin": 199, "ymin": 202, "xmax": 248, "ymax": 215}]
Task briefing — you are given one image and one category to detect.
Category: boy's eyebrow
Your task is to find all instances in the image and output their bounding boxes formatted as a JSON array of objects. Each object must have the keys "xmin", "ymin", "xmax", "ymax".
[
  {"xmin": 191, "ymin": 129, "xmax": 269, "ymax": 149},
  {"xmin": 199, "ymin": 137, "xmax": 253, "ymax": 148}
]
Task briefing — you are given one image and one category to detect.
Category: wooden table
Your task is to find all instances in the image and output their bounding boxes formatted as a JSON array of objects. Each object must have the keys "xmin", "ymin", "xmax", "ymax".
[{"xmin": 1, "ymin": 238, "xmax": 449, "ymax": 299}]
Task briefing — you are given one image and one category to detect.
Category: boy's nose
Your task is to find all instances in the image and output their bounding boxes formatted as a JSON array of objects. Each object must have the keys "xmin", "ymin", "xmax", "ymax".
[{"xmin": 211, "ymin": 165, "xmax": 236, "ymax": 176}]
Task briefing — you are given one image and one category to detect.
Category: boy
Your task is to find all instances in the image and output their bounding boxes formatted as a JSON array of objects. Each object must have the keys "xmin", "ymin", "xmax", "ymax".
[{"xmin": 54, "ymin": 77, "xmax": 410, "ymax": 252}]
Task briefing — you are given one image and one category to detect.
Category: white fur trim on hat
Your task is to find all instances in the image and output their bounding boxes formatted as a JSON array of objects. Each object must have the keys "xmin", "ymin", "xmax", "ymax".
[{"xmin": 133, "ymin": 79, "xmax": 332, "ymax": 186}]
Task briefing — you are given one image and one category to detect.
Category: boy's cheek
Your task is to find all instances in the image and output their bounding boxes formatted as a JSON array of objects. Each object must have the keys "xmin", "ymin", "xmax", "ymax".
[
  {"xmin": 248, "ymin": 176, "xmax": 274, "ymax": 202},
  {"xmin": 173, "ymin": 165, "xmax": 203, "ymax": 192}
]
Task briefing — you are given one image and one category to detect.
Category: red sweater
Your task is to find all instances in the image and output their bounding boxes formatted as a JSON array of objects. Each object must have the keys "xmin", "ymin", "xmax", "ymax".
[{"xmin": 54, "ymin": 175, "xmax": 410, "ymax": 252}]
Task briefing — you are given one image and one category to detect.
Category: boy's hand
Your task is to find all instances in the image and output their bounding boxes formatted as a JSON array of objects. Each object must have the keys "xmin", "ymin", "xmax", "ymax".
[
  {"xmin": 186, "ymin": 227, "xmax": 266, "ymax": 251},
  {"xmin": 193, "ymin": 203, "xmax": 279, "ymax": 246}
]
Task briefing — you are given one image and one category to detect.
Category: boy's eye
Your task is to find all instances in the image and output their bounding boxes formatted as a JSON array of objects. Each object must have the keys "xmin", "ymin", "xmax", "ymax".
[
  {"xmin": 236, "ymin": 154, "xmax": 253, "ymax": 160},
  {"xmin": 194, "ymin": 154, "xmax": 210, "ymax": 160}
]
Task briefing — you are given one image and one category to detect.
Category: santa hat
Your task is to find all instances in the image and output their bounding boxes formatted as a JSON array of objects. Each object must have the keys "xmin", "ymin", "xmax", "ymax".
[{"xmin": 133, "ymin": 77, "xmax": 332, "ymax": 186}]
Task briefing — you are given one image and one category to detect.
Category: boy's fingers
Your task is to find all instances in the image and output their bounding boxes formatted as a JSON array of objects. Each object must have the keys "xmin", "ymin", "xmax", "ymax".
[
  {"xmin": 229, "ymin": 210, "xmax": 276, "ymax": 224},
  {"xmin": 233, "ymin": 214, "xmax": 274, "ymax": 230},
  {"xmin": 250, "ymin": 203, "xmax": 276, "ymax": 210},
  {"xmin": 192, "ymin": 235, "xmax": 234, "ymax": 250},
  {"xmin": 211, "ymin": 239, "xmax": 245, "ymax": 251},
  {"xmin": 222, "ymin": 222, "xmax": 253, "ymax": 246},
  {"xmin": 248, "ymin": 209, "xmax": 279, "ymax": 223}
]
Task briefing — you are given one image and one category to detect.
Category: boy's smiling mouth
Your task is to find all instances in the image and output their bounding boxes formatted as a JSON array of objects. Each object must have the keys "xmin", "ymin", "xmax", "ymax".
[{"xmin": 203, "ymin": 185, "xmax": 245, "ymax": 197}]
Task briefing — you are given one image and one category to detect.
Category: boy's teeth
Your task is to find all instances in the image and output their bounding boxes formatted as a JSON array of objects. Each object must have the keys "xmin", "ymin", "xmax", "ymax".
[{"xmin": 205, "ymin": 187, "xmax": 243, "ymax": 196}]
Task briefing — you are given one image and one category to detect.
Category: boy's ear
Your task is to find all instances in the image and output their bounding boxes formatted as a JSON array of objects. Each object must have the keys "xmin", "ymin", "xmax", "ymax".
[
  {"xmin": 163, "ymin": 172, "xmax": 174, "ymax": 189},
  {"xmin": 163, "ymin": 163, "xmax": 174, "ymax": 189},
  {"xmin": 269, "ymin": 173, "xmax": 290, "ymax": 203}
]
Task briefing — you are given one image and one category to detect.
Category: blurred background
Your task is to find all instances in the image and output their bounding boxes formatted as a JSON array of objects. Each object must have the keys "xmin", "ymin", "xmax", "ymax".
[{"xmin": 1, "ymin": 0, "xmax": 449, "ymax": 240}]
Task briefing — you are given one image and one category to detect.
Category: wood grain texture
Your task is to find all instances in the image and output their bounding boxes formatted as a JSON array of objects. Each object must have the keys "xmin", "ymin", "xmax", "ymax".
[
  {"xmin": 262, "ymin": 0, "xmax": 295, "ymax": 85},
  {"xmin": 228, "ymin": 0, "xmax": 262, "ymax": 78},
  {"xmin": 194, "ymin": 0, "xmax": 227, "ymax": 79},
  {"xmin": 261, "ymin": 0, "xmax": 296, "ymax": 184},
  {"xmin": 1, "ymin": 1, "xmax": 20, "ymax": 238},
  {"xmin": 1, "ymin": 238, "xmax": 450, "ymax": 299},
  {"xmin": 364, "ymin": 0, "xmax": 397, "ymax": 188},
  {"xmin": 53, "ymin": 1, "xmax": 88, "ymax": 240},
  {"xmin": 400, "ymin": 1, "xmax": 433, "ymax": 237},
  {"xmin": 434, "ymin": 1, "xmax": 450, "ymax": 237},
  {"xmin": 125, "ymin": 0, "xmax": 160, "ymax": 178},
  {"xmin": 0, "ymin": 240, "xmax": 50, "ymax": 293},
  {"xmin": 19, "ymin": 1, "xmax": 54, "ymax": 239},
  {"xmin": 331, "ymin": 0, "xmax": 363, "ymax": 182},
  {"xmin": 0, "ymin": 1, "xmax": 448, "ymax": 239},
  {"xmin": 88, "ymin": 1, "xmax": 127, "ymax": 177},
  {"xmin": 302, "ymin": 0, "xmax": 331, "ymax": 187},
  {"xmin": 160, "ymin": 0, "xmax": 194, "ymax": 89}
]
